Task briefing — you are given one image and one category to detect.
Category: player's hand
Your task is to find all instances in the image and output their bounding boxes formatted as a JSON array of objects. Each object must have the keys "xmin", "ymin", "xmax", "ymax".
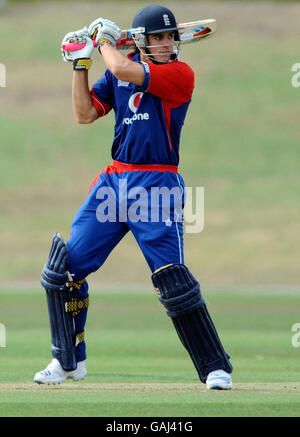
[
  {"xmin": 61, "ymin": 27, "xmax": 95, "ymax": 62},
  {"xmin": 88, "ymin": 18, "xmax": 121, "ymax": 47}
]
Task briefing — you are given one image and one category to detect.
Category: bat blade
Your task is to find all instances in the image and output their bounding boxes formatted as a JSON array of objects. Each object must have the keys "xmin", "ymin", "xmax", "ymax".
[{"xmin": 177, "ymin": 19, "xmax": 216, "ymax": 44}]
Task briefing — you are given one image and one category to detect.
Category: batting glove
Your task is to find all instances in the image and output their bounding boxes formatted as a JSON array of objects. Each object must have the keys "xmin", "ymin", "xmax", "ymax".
[
  {"xmin": 88, "ymin": 18, "xmax": 121, "ymax": 47},
  {"xmin": 61, "ymin": 27, "xmax": 94, "ymax": 70}
]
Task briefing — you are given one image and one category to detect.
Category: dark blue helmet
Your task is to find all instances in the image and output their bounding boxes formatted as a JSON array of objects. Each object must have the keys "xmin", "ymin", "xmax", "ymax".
[
  {"xmin": 131, "ymin": 4, "xmax": 180, "ymax": 63},
  {"xmin": 132, "ymin": 4, "xmax": 180, "ymax": 41}
]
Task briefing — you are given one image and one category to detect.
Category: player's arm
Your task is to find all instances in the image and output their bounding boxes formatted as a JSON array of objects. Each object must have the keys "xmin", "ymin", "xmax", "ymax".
[
  {"xmin": 72, "ymin": 71, "xmax": 99, "ymax": 124},
  {"xmin": 61, "ymin": 27, "xmax": 105, "ymax": 124},
  {"xmin": 88, "ymin": 18, "xmax": 145, "ymax": 86},
  {"xmin": 99, "ymin": 43, "xmax": 144, "ymax": 86}
]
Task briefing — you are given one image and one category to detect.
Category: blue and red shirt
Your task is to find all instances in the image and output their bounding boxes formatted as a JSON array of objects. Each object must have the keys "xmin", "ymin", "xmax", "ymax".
[{"xmin": 90, "ymin": 51, "xmax": 194, "ymax": 166}]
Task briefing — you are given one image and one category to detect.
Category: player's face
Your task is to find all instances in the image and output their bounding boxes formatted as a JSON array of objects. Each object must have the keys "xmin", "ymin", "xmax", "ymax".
[{"xmin": 147, "ymin": 31, "xmax": 175, "ymax": 63}]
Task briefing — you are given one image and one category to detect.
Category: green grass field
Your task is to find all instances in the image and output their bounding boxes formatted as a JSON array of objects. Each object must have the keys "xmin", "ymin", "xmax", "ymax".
[
  {"xmin": 0, "ymin": 1, "xmax": 299, "ymax": 286},
  {"xmin": 0, "ymin": 1, "xmax": 300, "ymax": 418},
  {"xmin": 0, "ymin": 288, "xmax": 300, "ymax": 417}
]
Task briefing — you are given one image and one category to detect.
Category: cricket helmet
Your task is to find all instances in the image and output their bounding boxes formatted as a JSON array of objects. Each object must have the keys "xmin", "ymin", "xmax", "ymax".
[{"xmin": 131, "ymin": 4, "xmax": 180, "ymax": 62}]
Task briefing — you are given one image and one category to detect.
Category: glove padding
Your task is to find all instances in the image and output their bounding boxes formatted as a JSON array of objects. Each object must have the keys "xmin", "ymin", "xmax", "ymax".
[
  {"xmin": 61, "ymin": 26, "xmax": 94, "ymax": 62},
  {"xmin": 88, "ymin": 17, "xmax": 121, "ymax": 47}
]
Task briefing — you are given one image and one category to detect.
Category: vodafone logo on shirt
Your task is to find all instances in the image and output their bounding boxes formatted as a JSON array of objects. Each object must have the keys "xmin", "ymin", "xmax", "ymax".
[
  {"xmin": 128, "ymin": 92, "xmax": 143, "ymax": 113},
  {"xmin": 123, "ymin": 92, "xmax": 150, "ymax": 125}
]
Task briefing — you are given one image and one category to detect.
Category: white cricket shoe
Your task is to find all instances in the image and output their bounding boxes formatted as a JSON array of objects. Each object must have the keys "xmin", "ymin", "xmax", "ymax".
[
  {"xmin": 34, "ymin": 358, "xmax": 87, "ymax": 385},
  {"xmin": 206, "ymin": 369, "xmax": 233, "ymax": 390}
]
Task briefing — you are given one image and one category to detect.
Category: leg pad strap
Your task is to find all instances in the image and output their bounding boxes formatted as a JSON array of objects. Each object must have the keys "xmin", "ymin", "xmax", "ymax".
[{"xmin": 65, "ymin": 296, "xmax": 89, "ymax": 317}]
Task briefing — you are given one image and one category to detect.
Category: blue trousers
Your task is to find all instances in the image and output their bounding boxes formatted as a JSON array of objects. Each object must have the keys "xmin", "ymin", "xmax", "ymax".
[{"xmin": 66, "ymin": 164, "xmax": 185, "ymax": 362}]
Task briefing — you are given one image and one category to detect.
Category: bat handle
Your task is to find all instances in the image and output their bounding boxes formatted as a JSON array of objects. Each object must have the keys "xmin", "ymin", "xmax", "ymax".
[{"xmin": 62, "ymin": 40, "xmax": 98, "ymax": 51}]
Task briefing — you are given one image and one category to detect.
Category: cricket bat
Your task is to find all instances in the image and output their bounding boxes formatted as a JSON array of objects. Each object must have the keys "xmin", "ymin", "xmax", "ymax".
[{"xmin": 62, "ymin": 19, "xmax": 216, "ymax": 52}]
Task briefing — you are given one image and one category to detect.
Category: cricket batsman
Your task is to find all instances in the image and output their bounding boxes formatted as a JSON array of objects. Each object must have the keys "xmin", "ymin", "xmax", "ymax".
[{"xmin": 34, "ymin": 4, "xmax": 233, "ymax": 390}]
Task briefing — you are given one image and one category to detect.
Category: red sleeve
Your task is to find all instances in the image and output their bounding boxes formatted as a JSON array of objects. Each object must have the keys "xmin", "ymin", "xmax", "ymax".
[
  {"xmin": 147, "ymin": 61, "xmax": 194, "ymax": 103},
  {"xmin": 89, "ymin": 88, "xmax": 112, "ymax": 118}
]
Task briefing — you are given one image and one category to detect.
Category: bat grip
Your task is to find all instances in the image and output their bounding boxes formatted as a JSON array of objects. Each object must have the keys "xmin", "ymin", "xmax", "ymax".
[{"xmin": 62, "ymin": 40, "xmax": 98, "ymax": 51}]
